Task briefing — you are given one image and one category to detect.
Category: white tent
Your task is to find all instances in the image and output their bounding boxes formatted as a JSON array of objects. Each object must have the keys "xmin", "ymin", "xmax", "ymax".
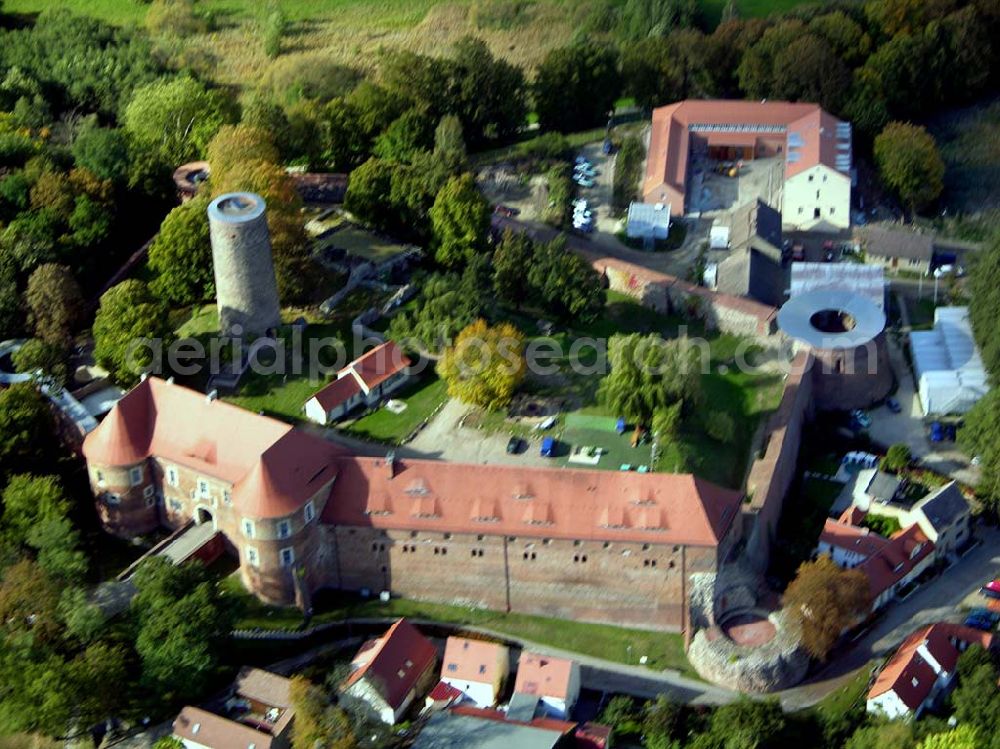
[
  {"xmin": 910, "ymin": 307, "xmax": 989, "ymax": 415},
  {"xmin": 626, "ymin": 202, "xmax": 671, "ymax": 241}
]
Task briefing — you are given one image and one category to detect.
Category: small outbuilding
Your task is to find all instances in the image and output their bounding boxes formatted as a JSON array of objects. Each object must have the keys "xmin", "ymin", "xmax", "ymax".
[
  {"xmin": 626, "ymin": 202, "xmax": 671, "ymax": 243},
  {"xmin": 304, "ymin": 340, "xmax": 412, "ymax": 424}
]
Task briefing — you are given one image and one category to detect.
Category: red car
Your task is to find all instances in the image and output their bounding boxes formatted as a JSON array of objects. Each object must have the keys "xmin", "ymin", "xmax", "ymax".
[
  {"xmin": 980, "ymin": 580, "xmax": 1000, "ymax": 599},
  {"xmin": 493, "ymin": 205, "xmax": 519, "ymax": 218}
]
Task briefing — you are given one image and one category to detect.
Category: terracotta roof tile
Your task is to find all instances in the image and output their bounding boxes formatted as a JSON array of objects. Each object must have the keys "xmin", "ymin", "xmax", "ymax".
[
  {"xmin": 442, "ymin": 637, "xmax": 507, "ymax": 685},
  {"xmin": 514, "ymin": 653, "xmax": 576, "ymax": 701},
  {"xmin": 310, "ymin": 375, "xmax": 363, "ymax": 411},
  {"xmin": 819, "ymin": 517, "xmax": 888, "ymax": 559},
  {"xmin": 859, "ymin": 524, "xmax": 934, "ymax": 599},
  {"xmin": 322, "ymin": 457, "xmax": 742, "ymax": 547},
  {"xmin": 83, "ymin": 378, "xmax": 344, "ymax": 518}
]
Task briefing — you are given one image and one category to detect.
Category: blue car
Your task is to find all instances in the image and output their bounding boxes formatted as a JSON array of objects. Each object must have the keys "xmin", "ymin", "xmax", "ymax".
[
  {"xmin": 540, "ymin": 436, "xmax": 555, "ymax": 457},
  {"xmin": 964, "ymin": 614, "xmax": 996, "ymax": 631},
  {"xmin": 930, "ymin": 421, "xmax": 944, "ymax": 442}
]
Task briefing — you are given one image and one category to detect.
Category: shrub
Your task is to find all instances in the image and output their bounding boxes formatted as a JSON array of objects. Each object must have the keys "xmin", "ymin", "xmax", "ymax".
[
  {"xmin": 612, "ymin": 135, "xmax": 644, "ymax": 215},
  {"xmin": 705, "ymin": 411, "xmax": 736, "ymax": 443},
  {"xmin": 542, "ymin": 162, "xmax": 573, "ymax": 227}
]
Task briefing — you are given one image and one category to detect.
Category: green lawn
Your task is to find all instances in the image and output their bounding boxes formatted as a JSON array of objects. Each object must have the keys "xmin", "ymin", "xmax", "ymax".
[
  {"xmin": 341, "ymin": 374, "xmax": 448, "ymax": 443},
  {"xmin": 222, "ymin": 574, "xmax": 694, "ymax": 676},
  {"xmin": 315, "ymin": 223, "xmax": 414, "ymax": 264},
  {"xmin": 814, "ymin": 662, "xmax": 875, "ymax": 723}
]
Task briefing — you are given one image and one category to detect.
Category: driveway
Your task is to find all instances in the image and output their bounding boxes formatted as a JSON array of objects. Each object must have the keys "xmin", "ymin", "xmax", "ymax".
[
  {"xmin": 865, "ymin": 299, "xmax": 979, "ymax": 486},
  {"xmin": 407, "ymin": 399, "xmax": 555, "ymax": 467}
]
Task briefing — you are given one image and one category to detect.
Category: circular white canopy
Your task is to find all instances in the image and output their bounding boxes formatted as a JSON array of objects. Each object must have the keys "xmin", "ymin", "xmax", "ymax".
[{"xmin": 777, "ymin": 289, "xmax": 885, "ymax": 349}]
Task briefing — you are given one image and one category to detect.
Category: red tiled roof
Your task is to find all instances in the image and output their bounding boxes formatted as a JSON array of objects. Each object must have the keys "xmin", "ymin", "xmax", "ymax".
[
  {"xmin": 307, "ymin": 341, "xmax": 411, "ymax": 411},
  {"xmin": 343, "ymin": 619, "xmax": 437, "ymax": 710},
  {"xmin": 868, "ymin": 623, "xmax": 993, "ymax": 710},
  {"xmin": 819, "ymin": 518, "xmax": 888, "ymax": 559},
  {"xmin": 643, "ymin": 100, "xmax": 848, "ymax": 209},
  {"xmin": 427, "ymin": 680, "xmax": 464, "ymax": 703},
  {"xmin": 83, "ymin": 377, "xmax": 344, "ymax": 518},
  {"xmin": 838, "ymin": 506, "xmax": 866, "ymax": 525},
  {"xmin": 309, "ymin": 374, "xmax": 362, "ymax": 411},
  {"xmin": 322, "ymin": 456, "xmax": 742, "ymax": 547},
  {"xmin": 350, "ymin": 340, "xmax": 412, "ymax": 391},
  {"xmin": 442, "ymin": 637, "xmax": 506, "ymax": 686},
  {"xmin": 514, "ymin": 653, "xmax": 576, "ymax": 701},
  {"xmin": 859, "ymin": 524, "xmax": 934, "ymax": 599}
]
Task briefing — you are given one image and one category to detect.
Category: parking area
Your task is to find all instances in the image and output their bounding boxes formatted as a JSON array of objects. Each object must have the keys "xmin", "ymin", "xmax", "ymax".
[{"xmin": 866, "ymin": 333, "xmax": 979, "ymax": 485}]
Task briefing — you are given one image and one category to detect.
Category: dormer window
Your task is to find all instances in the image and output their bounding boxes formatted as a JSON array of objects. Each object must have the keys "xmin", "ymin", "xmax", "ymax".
[{"xmin": 304, "ymin": 500, "xmax": 315, "ymax": 523}]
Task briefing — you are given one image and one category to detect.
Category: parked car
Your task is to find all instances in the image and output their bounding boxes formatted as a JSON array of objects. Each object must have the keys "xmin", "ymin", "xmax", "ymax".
[
  {"xmin": 575, "ymin": 155, "xmax": 589, "ymax": 165},
  {"xmin": 540, "ymin": 436, "xmax": 556, "ymax": 457},
  {"xmin": 575, "ymin": 177, "xmax": 595, "ymax": 188},
  {"xmin": 506, "ymin": 436, "xmax": 524, "ymax": 454},
  {"xmin": 944, "ymin": 423, "xmax": 957, "ymax": 441},
  {"xmin": 967, "ymin": 608, "xmax": 1000, "ymax": 625},
  {"xmin": 850, "ymin": 409, "xmax": 872, "ymax": 429},
  {"xmin": 493, "ymin": 204, "xmax": 519, "ymax": 217},
  {"xmin": 980, "ymin": 580, "xmax": 1000, "ymax": 600},
  {"xmin": 964, "ymin": 614, "xmax": 995, "ymax": 631},
  {"xmin": 886, "ymin": 397, "xmax": 902, "ymax": 414},
  {"xmin": 602, "ymin": 138, "xmax": 614, "ymax": 155},
  {"xmin": 930, "ymin": 421, "xmax": 944, "ymax": 442},
  {"xmin": 575, "ymin": 165, "xmax": 597, "ymax": 178}
]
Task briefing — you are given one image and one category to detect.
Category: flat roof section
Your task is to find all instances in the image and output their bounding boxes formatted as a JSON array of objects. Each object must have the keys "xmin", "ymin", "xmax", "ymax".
[{"xmin": 777, "ymin": 289, "xmax": 885, "ymax": 349}]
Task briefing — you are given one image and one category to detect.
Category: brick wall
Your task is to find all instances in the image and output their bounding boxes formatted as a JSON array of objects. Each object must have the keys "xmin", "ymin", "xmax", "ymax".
[
  {"xmin": 742, "ymin": 351, "xmax": 815, "ymax": 570},
  {"xmin": 324, "ymin": 526, "xmax": 720, "ymax": 632}
]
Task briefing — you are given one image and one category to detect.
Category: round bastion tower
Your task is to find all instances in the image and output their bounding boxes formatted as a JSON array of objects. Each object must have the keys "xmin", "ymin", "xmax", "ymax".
[{"xmin": 208, "ymin": 192, "xmax": 282, "ymax": 336}]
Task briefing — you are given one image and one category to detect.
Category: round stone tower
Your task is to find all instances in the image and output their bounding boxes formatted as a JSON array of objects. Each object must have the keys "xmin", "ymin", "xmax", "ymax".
[{"xmin": 208, "ymin": 192, "xmax": 282, "ymax": 336}]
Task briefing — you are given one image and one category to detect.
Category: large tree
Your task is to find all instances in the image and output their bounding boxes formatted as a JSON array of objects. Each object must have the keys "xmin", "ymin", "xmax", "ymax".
[
  {"xmin": 782, "ymin": 555, "xmax": 870, "ymax": 660},
  {"xmin": 1, "ymin": 473, "xmax": 70, "ymax": 545},
  {"xmin": 874, "ymin": 122, "xmax": 945, "ymax": 218},
  {"xmin": 533, "ymin": 42, "xmax": 621, "ymax": 133},
  {"xmin": 289, "ymin": 676, "xmax": 358, "ymax": 749},
  {"xmin": 92, "ymin": 280, "xmax": 173, "ymax": 386},
  {"xmin": 598, "ymin": 334, "xmax": 701, "ymax": 428},
  {"xmin": 388, "ymin": 270, "xmax": 485, "ymax": 354},
  {"xmin": 429, "ymin": 174, "xmax": 491, "ymax": 268},
  {"xmin": 689, "ymin": 698, "xmax": 786, "ymax": 749},
  {"xmin": 123, "ymin": 76, "xmax": 233, "ymax": 166},
  {"xmin": 0, "ymin": 383, "xmax": 53, "ymax": 480},
  {"xmin": 967, "ymin": 235, "xmax": 1000, "ymax": 380},
  {"xmin": 24, "ymin": 263, "xmax": 83, "ymax": 346},
  {"xmin": 148, "ymin": 194, "xmax": 214, "ymax": 305},
  {"xmin": 437, "ymin": 319, "xmax": 525, "ymax": 411}
]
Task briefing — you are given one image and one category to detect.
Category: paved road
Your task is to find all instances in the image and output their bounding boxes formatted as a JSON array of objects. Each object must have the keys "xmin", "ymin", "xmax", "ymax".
[{"xmin": 778, "ymin": 524, "xmax": 1000, "ymax": 710}]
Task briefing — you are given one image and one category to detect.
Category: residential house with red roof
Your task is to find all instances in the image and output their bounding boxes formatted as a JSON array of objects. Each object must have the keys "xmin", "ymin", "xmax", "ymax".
[
  {"xmin": 643, "ymin": 100, "xmax": 852, "ymax": 230},
  {"xmin": 512, "ymin": 652, "xmax": 581, "ymax": 719},
  {"xmin": 173, "ymin": 667, "xmax": 294, "ymax": 749},
  {"xmin": 440, "ymin": 637, "xmax": 510, "ymax": 708},
  {"xmin": 866, "ymin": 623, "xmax": 993, "ymax": 719},
  {"xmin": 304, "ymin": 341, "xmax": 412, "ymax": 424},
  {"xmin": 82, "ymin": 376, "xmax": 744, "ymax": 628},
  {"xmin": 341, "ymin": 618, "xmax": 438, "ymax": 724}
]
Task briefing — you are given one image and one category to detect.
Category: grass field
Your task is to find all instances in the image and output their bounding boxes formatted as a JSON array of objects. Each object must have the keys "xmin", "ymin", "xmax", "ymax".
[
  {"xmin": 222, "ymin": 574, "xmax": 693, "ymax": 675},
  {"xmin": 318, "ymin": 224, "xmax": 414, "ymax": 264},
  {"xmin": 6, "ymin": 0, "xmax": 823, "ymax": 88},
  {"xmin": 342, "ymin": 373, "xmax": 448, "ymax": 443}
]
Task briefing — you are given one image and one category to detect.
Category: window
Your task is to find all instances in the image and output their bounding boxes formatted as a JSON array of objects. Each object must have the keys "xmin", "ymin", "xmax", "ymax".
[
  {"xmin": 104, "ymin": 493, "xmax": 121, "ymax": 506},
  {"xmin": 129, "ymin": 466, "xmax": 143, "ymax": 486},
  {"xmin": 798, "ymin": 207, "xmax": 804, "ymax": 214},
  {"xmin": 242, "ymin": 519, "xmax": 255, "ymax": 539},
  {"xmin": 166, "ymin": 466, "xmax": 179, "ymax": 488},
  {"xmin": 143, "ymin": 485, "xmax": 155, "ymax": 499},
  {"xmin": 814, "ymin": 207, "xmax": 821, "ymax": 219},
  {"xmin": 277, "ymin": 520, "xmax": 292, "ymax": 539},
  {"xmin": 246, "ymin": 547, "xmax": 259, "ymax": 567},
  {"xmin": 197, "ymin": 479, "xmax": 211, "ymax": 498},
  {"xmin": 822, "ymin": 174, "xmax": 827, "ymax": 182},
  {"xmin": 169, "ymin": 499, "xmax": 183, "ymax": 511},
  {"xmin": 830, "ymin": 207, "xmax": 836, "ymax": 215},
  {"xmin": 145, "ymin": 494, "xmax": 156, "ymax": 508},
  {"xmin": 808, "ymin": 174, "xmax": 814, "ymax": 182},
  {"xmin": 280, "ymin": 547, "xmax": 295, "ymax": 567},
  {"xmin": 303, "ymin": 500, "xmax": 315, "ymax": 523},
  {"xmin": 816, "ymin": 190, "xmax": 820, "ymax": 199},
  {"xmin": 223, "ymin": 490, "xmax": 232, "ymax": 506}
]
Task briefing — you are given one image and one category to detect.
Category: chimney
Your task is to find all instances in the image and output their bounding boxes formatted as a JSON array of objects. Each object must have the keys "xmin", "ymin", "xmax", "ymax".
[{"xmin": 385, "ymin": 450, "xmax": 396, "ymax": 479}]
